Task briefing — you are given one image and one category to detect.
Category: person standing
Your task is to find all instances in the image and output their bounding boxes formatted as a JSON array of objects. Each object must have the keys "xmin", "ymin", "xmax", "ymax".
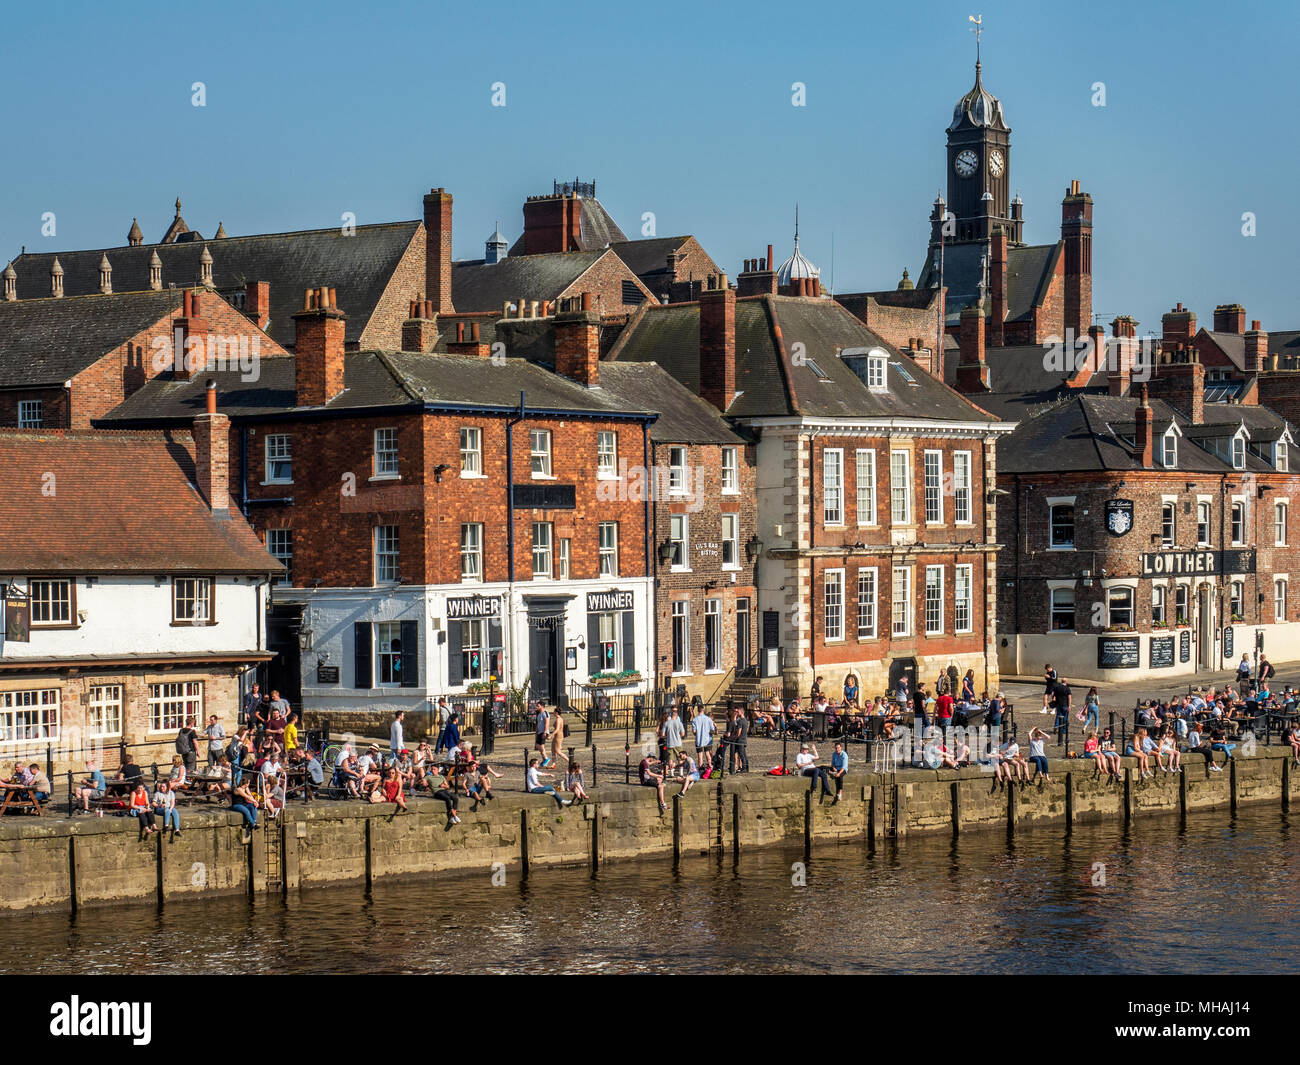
[
  {"xmin": 175, "ymin": 718, "xmax": 199, "ymax": 775},
  {"xmin": 1258, "ymin": 654, "xmax": 1276, "ymax": 691},
  {"xmin": 532, "ymin": 703, "xmax": 550, "ymax": 764},
  {"xmin": 912, "ymin": 682, "xmax": 929, "ymax": 730},
  {"xmin": 1083, "ymin": 687, "xmax": 1100, "ymax": 732},
  {"xmin": 661, "ymin": 705, "xmax": 686, "ymax": 763},
  {"xmin": 389, "ymin": 710, "xmax": 405, "ymax": 761},
  {"xmin": 934, "ymin": 688, "xmax": 955, "ymax": 734},
  {"xmin": 691, "ymin": 705, "xmax": 716, "ymax": 763},
  {"xmin": 241, "ymin": 682, "xmax": 262, "ymax": 728},
  {"xmin": 1052, "ymin": 675, "xmax": 1072, "ymax": 745},
  {"xmin": 547, "ymin": 706, "xmax": 566, "ymax": 769},
  {"xmin": 726, "ymin": 707, "xmax": 749, "ymax": 774},
  {"xmin": 204, "ymin": 714, "xmax": 226, "ymax": 769},
  {"xmin": 1041, "ymin": 664, "xmax": 1058, "ymax": 713}
]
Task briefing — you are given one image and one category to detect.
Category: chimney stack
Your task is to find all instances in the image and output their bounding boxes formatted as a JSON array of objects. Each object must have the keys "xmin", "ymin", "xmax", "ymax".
[
  {"xmin": 447, "ymin": 319, "xmax": 492, "ymax": 358},
  {"xmin": 401, "ymin": 298, "xmax": 438, "ymax": 353},
  {"xmin": 1213, "ymin": 303, "xmax": 1247, "ymax": 334},
  {"xmin": 737, "ymin": 249, "xmax": 778, "ymax": 297},
  {"xmin": 149, "ymin": 250, "xmax": 163, "ymax": 291},
  {"xmin": 245, "ymin": 281, "xmax": 270, "ymax": 330},
  {"xmin": 293, "ymin": 287, "xmax": 347, "ymax": 406},
  {"xmin": 1, "ymin": 262, "xmax": 14, "ymax": 302},
  {"xmin": 192, "ymin": 380, "xmax": 230, "ymax": 513},
  {"xmin": 699, "ymin": 273, "xmax": 736, "ymax": 411},
  {"xmin": 1146, "ymin": 346, "xmax": 1205, "ymax": 424},
  {"xmin": 50, "ymin": 257, "xmax": 63, "ymax": 298},
  {"xmin": 1161, "ymin": 302, "xmax": 1197, "ymax": 349},
  {"xmin": 988, "ymin": 228, "xmax": 1007, "ymax": 347},
  {"xmin": 554, "ymin": 292, "xmax": 600, "ymax": 386},
  {"xmin": 1244, "ymin": 320, "xmax": 1268, "ymax": 373},
  {"xmin": 1108, "ymin": 318, "xmax": 1135, "ymax": 396},
  {"xmin": 1133, "ymin": 385, "xmax": 1153, "ymax": 468},
  {"xmin": 173, "ymin": 289, "xmax": 210, "ymax": 381},
  {"xmin": 423, "ymin": 187, "xmax": 455, "ymax": 315},
  {"xmin": 99, "ymin": 254, "xmax": 112, "ymax": 295},
  {"xmin": 956, "ymin": 303, "xmax": 989, "ymax": 392},
  {"xmin": 1061, "ymin": 180, "xmax": 1093, "ymax": 340}
]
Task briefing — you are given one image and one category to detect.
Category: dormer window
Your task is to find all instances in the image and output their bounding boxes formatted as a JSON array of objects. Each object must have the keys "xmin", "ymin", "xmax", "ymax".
[
  {"xmin": 867, "ymin": 354, "xmax": 888, "ymax": 392},
  {"xmin": 1277, "ymin": 440, "xmax": 1289, "ymax": 473},
  {"xmin": 1162, "ymin": 430, "xmax": 1177, "ymax": 469},
  {"xmin": 1232, "ymin": 435, "xmax": 1246, "ymax": 470}
]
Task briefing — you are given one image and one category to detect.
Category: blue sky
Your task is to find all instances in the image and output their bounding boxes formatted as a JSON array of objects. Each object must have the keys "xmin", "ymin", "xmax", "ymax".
[{"xmin": 3, "ymin": 0, "xmax": 1296, "ymax": 335}]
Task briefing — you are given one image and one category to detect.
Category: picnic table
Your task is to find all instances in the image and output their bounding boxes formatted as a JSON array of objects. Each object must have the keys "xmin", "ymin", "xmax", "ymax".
[{"xmin": 0, "ymin": 782, "xmax": 45, "ymax": 816}]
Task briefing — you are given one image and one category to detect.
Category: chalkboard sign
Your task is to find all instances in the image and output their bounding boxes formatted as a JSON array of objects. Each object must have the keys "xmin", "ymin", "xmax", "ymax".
[
  {"xmin": 316, "ymin": 664, "xmax": 340, "ymax": 684},
  {"xmin": 1098, "ymin": 636, "xmax": 1140, "ymax": 669},
  {"xmin": 1149, "ymin": 635, "xmax": 1175, "ymax": 669},
  {"xmin": 1179, "ymin": 629, "xmax": 1191, "ymax": 663},
  {"xmin": 1223, "ymin": 626, "xmax": 1234, "ymax": 659}
]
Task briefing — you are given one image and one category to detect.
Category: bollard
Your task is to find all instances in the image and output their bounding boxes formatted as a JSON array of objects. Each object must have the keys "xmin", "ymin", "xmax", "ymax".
[
  {"xmin": 634, "ymin": 699, "xmax": 643, "ymax": 745},
  {"xmin": 585, "ymin": 701, "xmax": 594, "ymax": 748},
  {"xmin": 66, "ymin": 771, "xmax": 73, "ymax": 817},
  {"xmin": 624, "ymin": 742, "xmax": 630, "ymax": 785},
  {"xmin": 482, "ymin": 701, "xmax": 496, "ymax": 757},
  {"xmin": 591, "ymin": 745, "xmax": 597, "ymax": 788}
]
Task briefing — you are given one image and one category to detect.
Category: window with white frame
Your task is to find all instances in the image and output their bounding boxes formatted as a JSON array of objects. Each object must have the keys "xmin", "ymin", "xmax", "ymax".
[
  {"xmin": 856, "ymin": 449, "xmax": 876, "ymax": 526},
  {"xmin": 669, "ymin": 514, "xmax": 689, "ymax": 570},
  {"xmin": 954, "ymin": 564, "xmax": 973, "ymax": 633},
  {"xmin": 17, "ymin": 400, "xmax": 43, "ymax": 428},
  {"xmin": 1231, "ymin": 501, "xmax": 1245, "ymax": 546},
  {"xmin": 374, "ymin": 526, "xmax": 400, "ymax": 583},
  {"xmin": 1276, "ymin": 578, "xmax": 1288, "ymax": 622},
  {"xmin": 0, "ymin": 689, "xmax": 60, "ymax": 744},
  {"xmin": 529, "ymin": 429, "xmax": 553, "ymax": 477},
  {"xmin": 375, "ymin": 621, "xmax": 405, "ymax": 686},
  {"xmin": 264, "ymin": 433, "xmax": 292, "ymax": 483},
  {"xmin": 924, "ymin": 565, "xmax": 944, "ymax": 634},
  {"xmin": 1108, "ymin": 586, "xmax": 1135, "ymax": 628},
  {"xmin": 267, "ymin": 529, "xmax": 293, "ymax": 585},
  {"xmin": 1277, "ymin": 441, "xmax": 1289, "ymax": 473},
  {"xmin": 953, "ymin": 452, "xmax": 972, "ymax": 524},
  {"xmin": 1162, "ymin": 502, "xmax": 1176, "ymax": 547},
  {"xmin": 720, "ymin": 513, "xmax": 739, "ymax": 568},
  {"xmin": 1050, "ymin": 587, "xmax": 1075, "ymax": 631},
  {"xmin": 1276, "ymin": 502, "xmax": 1288, "ymax": 546},
  {"xmin": 86, "ymin": 685, "xmax": 122, "ymax": 737},
  {"xmin": 669, "ymin": 446, "xmax": 688, "ymax": 494},
  {"xmin": 856, "ymin": 568, "xmax": 877, "ymax": 638},
  {"xmin": 1232, "ymin": 435, "xmax": 1245, "ymax": 470},
  {"xmin": 1162, "ymin": 429, "xmax": 1177, "ymax": 469},
  {"xmin": 671, "ymin": 601, "xmax": 690, "ymax": 674},
  {"xmin": 373, "ymin": 428, "xmax": 399, "ymax": 477},
  {"xmin": 532, "ymin": 522, "xmax": 553, "ymax": 577},
  {"xmin": 1230, "ymin": 580, "xmax": 1244, "ymax": 619},
  {"xmin": 173, "ymin": 577, "xmax": 212, "ymax": 623},
  {"xmin": 460, "ymin": 523, "xmax": 483, "ymax": 580},
  {"xmin": 923, "ymin": 451, "xmax": 943, "ymax": 524},
  {"xmin": 29, "ymin": 579, "xmax": 71, "ymax": 626},
  {"xmin": 1049, "ymin": 502, "xmax": 1075, "ymax": 549},
  {"xmin": 598, "ymin": 522, "xmax": 619, "ymax": 577},
  {"xmin": 1152, "ymin": 584, "xmax": 1166, "ymax": 625},
  {"xmin": 721, "ymin": 447, "xmax": 739, "ymax": 493},
  {"xmin": 704, "ymin": 598, "xmax": 722, "ymax": 670},
  {"xmin": 460, "ymin": 427, "xmax": 482, "ymax": 476},
  {"xmin": 823, "ymin": 448, "xmax": 843, "ymax": 525},
  {"xmin": 1175, "ymin": 584, "xmax": 1189, "ymax": 625},
  {"xmin": 597, "ymin": 612, "xmax": 623, "ymax": 672},
  {"xmin": 1197, "ymin": 501, "xmax": 1211, "ymax": 546},
  {"xmin": 597, "ymin": 431, "xmax": 618, "ymax": 478},
  {"xmin": 891, "ymin": 566, "xmax": 912, "ymax": 636},
  {"xmin": 890, "ymin": 451, "xmax": 911, "ymax": 525},
  {"xmin": 461, "ymin": 619, "xmax": 486, "ymax": 682},
  {"xmin": 824, "ymin": 569, "xmax": 844, "ymax": 642},
  {"xmin": 148, "ymin": 682, "xmax": 201, "ymax": 732},
  {"xmin": 867, "ymin": 353, "xmax": 888, "ymax": 392},
  {"xmin": 557, "ymin": 538, "xmax": 571, "ymax": 580}
]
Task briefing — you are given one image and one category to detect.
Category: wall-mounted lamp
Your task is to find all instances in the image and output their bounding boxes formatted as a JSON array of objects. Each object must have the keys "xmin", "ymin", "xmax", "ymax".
[
  {"xmin": 1259, "ymin": 484, "xmax": 1276, "ymax": 499},
  {"xmin": 657, "ymin": 539, "xmax": 676, "ymax": 566},
  {"xmin": 297, "ymin": 627, "xmax": 314, "ymax": 652},
  {"xmin": 433, "ymin": 463, "xmax": 451, "ymax": 484},
  {"xmin": 745, "ymin": 535, "xmax": 765, "ymax": 562}
]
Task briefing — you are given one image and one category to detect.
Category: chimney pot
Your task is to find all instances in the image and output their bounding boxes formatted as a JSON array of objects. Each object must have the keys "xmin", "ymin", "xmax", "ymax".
[{"xmin": 205, "ymin": 380, "xmax": 217, "ymax": 415}]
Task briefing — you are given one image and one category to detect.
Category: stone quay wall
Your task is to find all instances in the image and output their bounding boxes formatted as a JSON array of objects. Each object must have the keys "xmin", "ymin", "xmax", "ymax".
[{"xmin": 0, "ymin": 749, "xmax": 1291, "ymax": 914}]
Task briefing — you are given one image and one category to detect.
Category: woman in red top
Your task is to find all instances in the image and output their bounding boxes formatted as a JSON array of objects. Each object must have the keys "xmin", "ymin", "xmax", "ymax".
[
  {"xmin": 130, "ymin": 782, "xmax": 157, "ymax": 836},
  {"xmin": 382, "ymin": 766, "xmax": 407, "ymax": 812}
]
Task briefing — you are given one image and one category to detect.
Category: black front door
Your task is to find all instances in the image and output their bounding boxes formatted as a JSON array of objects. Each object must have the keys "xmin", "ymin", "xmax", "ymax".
[
  {"xmin": 736, "ymin": 597, "xmax": 751, "ymax": 673},
  {"xmin": 528, "ymin": 619, "xmax": 561, "ymax": 703},
  {"xmin": 265, "ymin": 603, "xmax": 303, "ymax": 707}
]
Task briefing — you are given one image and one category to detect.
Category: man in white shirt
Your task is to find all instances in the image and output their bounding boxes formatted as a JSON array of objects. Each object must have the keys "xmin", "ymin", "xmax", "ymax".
[
  {"xmin": 390, "ymin": 710, "xmax": 405, "ymax": 760},
  {"xmin": 691, "ymin": 707, "xmax": 716, "ymax": 761},
  {"xmin": 795, "ymin": 742, "xmax": 833, "ymax": 802},
  {"xmin": 204, "ymin": 715, "xmax": 226, "ymax": 768}
]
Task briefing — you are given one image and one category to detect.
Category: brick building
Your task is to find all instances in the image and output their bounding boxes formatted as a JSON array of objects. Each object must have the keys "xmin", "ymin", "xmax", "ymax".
[
  {"xmin": 0, "ymin": 423, "xmax": 279, "ymax": 776},
  {"xmin": 996, "ymin": 369, "xmax": 1300, "ymax": 682},
  {"xmin": 606, "ymin": 276, "xmax": 1012, "ymax": 699}
]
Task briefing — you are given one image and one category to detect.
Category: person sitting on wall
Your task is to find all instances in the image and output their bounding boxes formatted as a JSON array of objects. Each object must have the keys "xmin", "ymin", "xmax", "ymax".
[
  {"xmin": 334, "ymin": 752, "xmax": 362, "ymax": 798},
  {"xmin": 842, "ymin": 673, "xmax": 860, "ymax": 709},
  {"xmin": 638, "ymin": 755, "xmax": 668, "ymax": 813}
]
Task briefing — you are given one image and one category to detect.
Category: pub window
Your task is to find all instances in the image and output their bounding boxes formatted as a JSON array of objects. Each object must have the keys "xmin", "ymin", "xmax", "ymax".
[
  {"xmin": 0, "ymin": 689, "xmax": 60, "ymax": 744},
  {"xmin": 671, "ymin": 601, "xmax": 690, "ymax": 674},
  {"xmin": 264, "ymin": 433, "xmax": 292, "ymax": 483},
  {"xmin": 460, "ymin": 427, "xmax": 482, "ymax": 476},
  {"xmin": 375, "ymin": 622, "xmax": 404, "ymax": 686},
  {"xmin": 721, "ymin": 447, "xmax": 739, "ymax": 493},
  {"xmin": 704, "ymin": 598, "xmax": 722, "ymax": 671},
  {"xmin": 1151, "ymin": 585, "xmax": 1166, "ymax": 625},
  {"xmin": 598, "ymin": 522, "xmax": 619, "ymax": 577},
  {"xmin": 17, "ymin": 399, "xmax": 43, "ymax": 428},
  {"xmin": 856, "ymin": 449, "xmax": 876, "ymax": 526},
  {"xmin": 529, "ymin": 429, "xmax": 553, "ymax": 477},
  {"xmin": 373, "ymin": 428, "xmax": 399, "ymax": 478},
  {"xmin": 461, "ymin": 619, "xmax": 486, "ymax": 682},
  {"xmin": 1276, "ymin": 579, "xmax": 1288, "ymax": 623},
  {"xmin": 461, "ymin": 523, "xmax": 483, "ymax": 581},
  {"xmin": 1049, "ymin": 503, "xmax": 1075, "ymax": 549},
  {"xmin": 597, "ymin": 430, "xmax": 618, "ymax": 478},
  {"xmin": 532, "ymin": 522, "xmax": 553, "ymax": 578},
  {"xmin": 1276, "ymin": 502, "xmax": 1288, "ymax": 546},
  {"xmin": 1197, "ymin": 501, "xmax": 1211, "ymax": 546},
  {"xmin": 924, "ymin": 451, "xmax": 943, "ymax": 524},
  {"xmin": 557, "ymin": 538, "xmax": 571, "ymax": 580},
  {"xmin": 669, "ymin": 514, "xmax": 689, "ymax": 571},
  {"xmin": 1230, "ymin": 580, "xmax": 1244, "ymax": 619},
  {"xmin": 1231, "ymin": 501, "xmax": 1245, "ymax": 546},
  {"xmin": 148, "ymin": 681, "xmax": 201, "ymax": 732},
  {"xmin": 29, "ymin": 579, "xmax": 71, "ymax": 626},
  {"xmin": 86, "ymin": 685, "xmax": 123, "ymax": 738},
  {"xmin": 1161, "ymin": 503, "xmax": 1176, "ymax": 547},
  {"xmin": 823, "ymin": 448, "xmax": 844, "ymax": 525},
  {"xmin": 597, "ymin": 612, "xmax": 622, "ymax": 672},
  {"xmin": 1108, "ymin": 586, "xmax": 1134, "ymax": 628},
  {"xmin": 374, "ymin": 526, "xmax": 400, "ymax": 583},
  {"xmin": 924, "ymin": 565, "xmax": 944, "ymax": 634},
  {"xmin": 721, "ymin": 513, "xmax": 740, "ymax": 568},
  {"xmin": 824, "ymin": 569, "xmax": 844, "ymax": 642},
  {"xmin": 1050, "ymin": 587, "xmax": 1075, "ymax": 631},
  {"xmin": 857, "ymin": 568, "xmax": 877, "ymax": 639},
  {"xmin": 1175, "ymin": 584, "xmax": 1189, "ymax": 625},
  {"xmin": 173, "ymin": 576, "xmax": 213, "ymax": 624}
]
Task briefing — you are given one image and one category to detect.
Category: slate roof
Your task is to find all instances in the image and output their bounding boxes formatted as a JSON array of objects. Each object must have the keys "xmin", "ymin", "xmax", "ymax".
[
  {"xmin": 450, "ymin": 250, "xmax": 607, "ymax": 314},
  {"xmin": 916, "ymin": 241, "xmax": 1060, "ymax": 324},
  {"xmin": 942, "ymin": 342, "xmax": 1083, "ymax": 394},
  {"xmin": 9, "ymin": 221, "xmax": 421, "ymax": 348},
  {"xmin": 997, "ymin": 393, "xmax": 1281, "ymax": 475},
  {"xmin": 605, "ymin": 294, "xmax": 1000, "ymax": 424},
  {"xmin": 608, "ymin": 236, "xmax": 693, "ymax": 281},
  {"xmin": 0, "ymin": 429, "xmax": 281, "ymax": 574},
  {"xmin": 1267, "ymin": 330, "xmax": 1300, "ymax": 359},
  {"xmin": 506, "ymin": 196, "xmax": 627, "ymax": 257},
  {"xmin": 0, "ymin": 289, "xmax": 182, "ymax": 388},
  {"xmin": 1202, "ymin": 330, "xmax": 1247, "ymax": 371},
  {"xmin": 595, "ymin": 363, "xmax": 743, "ymax": 445}
]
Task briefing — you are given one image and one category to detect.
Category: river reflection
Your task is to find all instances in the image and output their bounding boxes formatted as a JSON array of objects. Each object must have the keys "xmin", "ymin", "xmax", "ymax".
[{"xmin": 3, "ymin": 806, "xmax": 1295, "ymax": 974}]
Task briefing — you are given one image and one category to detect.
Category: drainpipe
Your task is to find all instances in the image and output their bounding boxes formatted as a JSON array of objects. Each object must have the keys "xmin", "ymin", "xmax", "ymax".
[
  {"xmin": 239, "ymin": 426, "xmax": 249, "ymax": 517},
  {"xmin": 505, "ymin": 392, "xmax": 525, "ymax": 689},
  {"xmin": 807, "ymin": 430, "xmax": 824, "ymax": 688},
  {"xmin": 645, "ymin": 425, "xmax": 656, "ymax": 696}
]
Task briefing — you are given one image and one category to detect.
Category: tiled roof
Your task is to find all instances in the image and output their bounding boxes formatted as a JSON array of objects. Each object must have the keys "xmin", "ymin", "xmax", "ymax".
[
  {"xmin": 915, "ymin": 241, "xmax": 1060, "ymax": 324},
  {"xmin": 450, "ymin": 250, "xmax": 606, "ymax": 314},
  {"xmin": 0, "ymin": 289, "xmax": 182, "ymax": 387},
  {"xmin": 0, "ymin": 429, "xmax": 281, "ymax": 574},
  {"xmin": 9, "ymin": 221, "xmax": 421, "ymax": 347}
]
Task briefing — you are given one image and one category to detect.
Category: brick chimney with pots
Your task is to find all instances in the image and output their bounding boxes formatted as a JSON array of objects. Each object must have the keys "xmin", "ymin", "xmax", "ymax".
[
  {"xmin": 402, "ymin": 298, "xmax": 438, "ymax": 353},
  {"xmin": 554, "ymin": 292, "xmax": 600, "ymax": 387},
  {"xmin": 1146, "ymin": 346, "xmax": 1205, "ymax": 424},
  {"xmin": 522, "ymin": 192, "xmax": 582, "ymax": 256},
  {"xmin": 1133, "ymin": 385, "xmax": 1153, "ymax": 468},
  {"xmin": 447, "ymin": 320, "xmax": 492, "ymax": 358},
  {"xmin": 1244, "ymin": 320, "xmax": 1268, "ymax": 373},
  {"xmin": 1161, "ymin": 303, "xmax": 1196, "ymax": 349},
  {"xmin": 1108, "ymin": 316, "xmax": 1138, "ymax": 396},
  {"xmin": 173, "ymin": 289, "xmax": 210, "ymax": 381},
  {"xmin": 737, "ymin": 247, "xmax": 778, "ymax": 298},
  {"xmin": 956, "ymin": 302, "xmax": 989, "ymax": 392},
  {"xmin": 988, "ymin": 228, "xmax": 1007, "ymax": 347},
  {"xmin": 423, "ymin": 187, "xmax": 455, "ymax": 315},
  {"xmin": 700, "ymin": 273, "xmax": 736, "ymax": 411},
  {"xmin": 1213, "ymin": 304, "xmax": 1247, "ymax": 334},
  {"xmin": 293, "ymin": 287, "xmax": 347, "ymax": 406},
  {"xmin": 1061, "ymin": 180, "xmax": 1093, "ymax": 341},
  {"xmin": 245, "ymin": 281, "xmax": 270, "ymax": 330},
  {"xmin": 192, "ymin": 380, "xmax": 230, "ymax": 513}
]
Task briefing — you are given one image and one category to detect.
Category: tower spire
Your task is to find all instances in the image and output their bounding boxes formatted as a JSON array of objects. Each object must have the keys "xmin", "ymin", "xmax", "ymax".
[
  {"xmin": 794, "ymin": 204, "xmax": 800, "ymax": 248},
  {"xmin": 969, "ymin": 13, "xmax": 983, "ymax": 77}
]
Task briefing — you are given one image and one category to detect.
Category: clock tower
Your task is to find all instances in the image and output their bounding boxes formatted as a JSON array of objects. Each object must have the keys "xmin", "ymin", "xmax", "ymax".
[{"xmin": 931, "ymin": 61, "xmax": 1022, "ymax": 247}]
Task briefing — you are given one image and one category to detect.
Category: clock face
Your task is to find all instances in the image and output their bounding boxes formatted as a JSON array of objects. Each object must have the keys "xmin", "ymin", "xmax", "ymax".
[
  {"xmin": 989, "ymin": 149, "xmax": 1005, "ymax": 178},
  {"xmin": 954, "ymin": 149, "xmax": 979, "ymax": 178}
]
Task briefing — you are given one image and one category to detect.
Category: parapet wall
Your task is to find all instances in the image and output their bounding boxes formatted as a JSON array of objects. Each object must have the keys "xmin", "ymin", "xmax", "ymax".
[{"xmin": 0, "ymin": 750, "xmax": 1290, "ymax": 913}]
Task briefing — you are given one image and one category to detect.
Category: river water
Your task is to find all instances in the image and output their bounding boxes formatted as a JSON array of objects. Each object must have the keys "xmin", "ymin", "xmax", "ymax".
[{"xmin": 4, "ymin": 806, "xmax": 1296, "ymax": 974}]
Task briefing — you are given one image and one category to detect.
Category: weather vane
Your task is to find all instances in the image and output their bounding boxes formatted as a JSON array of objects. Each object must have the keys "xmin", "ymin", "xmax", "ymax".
[{"xmin": 969, "ymin": 13, "xmax": 983, "ymax": 66}]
